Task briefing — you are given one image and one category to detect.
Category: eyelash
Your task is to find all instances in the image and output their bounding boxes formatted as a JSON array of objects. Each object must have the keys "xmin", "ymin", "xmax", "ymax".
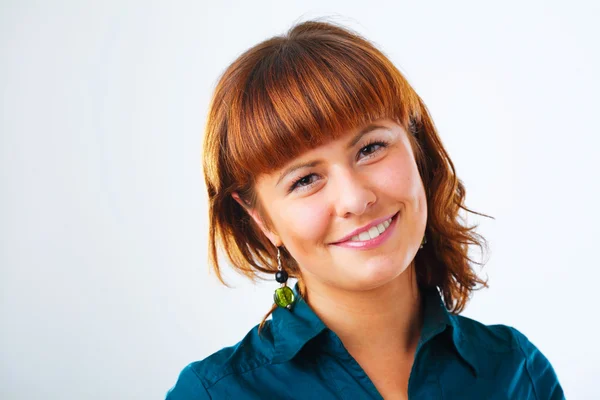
[{"xmin": 287, "ymin": 139, "xmax": 389, "ymax": 193}]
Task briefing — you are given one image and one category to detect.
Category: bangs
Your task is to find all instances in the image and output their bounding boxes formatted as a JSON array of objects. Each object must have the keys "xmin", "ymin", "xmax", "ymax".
[{"xmin": 224, "ymin": 31, "xmax": 422, "ymax": 182}]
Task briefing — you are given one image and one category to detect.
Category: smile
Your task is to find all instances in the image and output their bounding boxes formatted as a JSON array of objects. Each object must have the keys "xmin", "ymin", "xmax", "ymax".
[
  {"xmin": 331, "ymin": 211, "xmax": 399, "ymax": 250},
  {"xmin": 348, "ymin": 216, "xmax": 393, "ymax": 242}
]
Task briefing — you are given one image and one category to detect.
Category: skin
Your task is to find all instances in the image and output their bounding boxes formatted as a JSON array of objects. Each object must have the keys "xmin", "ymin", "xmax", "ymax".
[{"xmin": 232, "ymin": 118, "xmax": 428, "ymax": 399}]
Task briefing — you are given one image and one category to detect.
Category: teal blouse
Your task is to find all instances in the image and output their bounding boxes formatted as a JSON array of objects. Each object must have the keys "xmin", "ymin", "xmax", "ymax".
[{"xmin": 166, "ymin": 284, "xmax": 564, "ymax": 399}]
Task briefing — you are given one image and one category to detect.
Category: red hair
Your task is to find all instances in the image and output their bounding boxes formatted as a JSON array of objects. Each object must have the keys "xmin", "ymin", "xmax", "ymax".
[{"xmin": 202, "ymin": 20, "xmax": 491, "ymax": 331}]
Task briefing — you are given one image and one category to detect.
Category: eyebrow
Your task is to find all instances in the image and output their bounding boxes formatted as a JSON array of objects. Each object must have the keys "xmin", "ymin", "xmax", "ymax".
[{"xmin": 275, "ymin": 123, "xmax": 388, "ymax": 187}]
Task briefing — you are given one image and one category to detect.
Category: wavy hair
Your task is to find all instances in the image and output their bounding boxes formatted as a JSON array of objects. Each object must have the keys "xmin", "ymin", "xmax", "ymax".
[{"xmin": 202, "ymin": 19, "xmax": 491, "ymax": 333}]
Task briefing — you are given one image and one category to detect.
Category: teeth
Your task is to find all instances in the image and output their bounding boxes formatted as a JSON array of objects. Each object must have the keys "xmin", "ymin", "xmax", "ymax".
[
  {"xmin": 358, "ymin": 231, "xmax": 371, "ymax": 241},
  {"xmin": 349, "ymin": 217, "xmax": 393, "ymax": 242},
  {"xmin": 368, "ymin": 226, "xmax": 380, "ymax": 237}
]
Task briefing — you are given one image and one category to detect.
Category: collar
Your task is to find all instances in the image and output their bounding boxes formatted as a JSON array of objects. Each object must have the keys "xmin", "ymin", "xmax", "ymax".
[
  {"xmin": 271, "ymin": 282, "xmax": 327, "ymax": 363},
  {"xmin": 418, "ymin": 286, "xmax": 479, "ymax": 377},
  {"xmin": 271, "ymin": 282, "xmax": 479, "ymax": 377}
]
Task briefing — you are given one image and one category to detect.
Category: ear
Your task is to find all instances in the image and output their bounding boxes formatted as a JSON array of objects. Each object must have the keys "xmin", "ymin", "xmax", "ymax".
[{"xmin": 231, "ymin": 191, "xmax": 282, "ymax": 247}]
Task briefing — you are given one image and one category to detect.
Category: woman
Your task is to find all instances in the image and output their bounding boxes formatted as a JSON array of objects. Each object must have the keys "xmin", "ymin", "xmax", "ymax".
[{"xmin": 167, "ymin": 20, "xmax": 564, "ymax": 399}]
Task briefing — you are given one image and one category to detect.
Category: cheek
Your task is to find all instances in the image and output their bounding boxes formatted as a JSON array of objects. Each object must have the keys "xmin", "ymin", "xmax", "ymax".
[
  {"xmin": 279, "ymin": 201, "xmax": 330, "ymax": 248},
  {"xmin": 376, "ymin": 158, "xmax": 420, "ymax": 198}
]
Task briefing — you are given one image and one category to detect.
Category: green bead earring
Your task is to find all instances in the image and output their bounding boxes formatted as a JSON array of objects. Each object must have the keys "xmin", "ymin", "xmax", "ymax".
[
  {"xmin": 420, "ymin": 234, "xmax": 427, "ymax": 249},
  {"xmin": 273, "ymin": 247, "xmax": 295, "ymax": 310}
]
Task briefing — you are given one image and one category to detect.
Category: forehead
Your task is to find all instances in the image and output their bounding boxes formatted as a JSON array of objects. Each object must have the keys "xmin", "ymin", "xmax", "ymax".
[{"xmin": 288, "ymin": 117, "xmax": 399, "ymax": 156}]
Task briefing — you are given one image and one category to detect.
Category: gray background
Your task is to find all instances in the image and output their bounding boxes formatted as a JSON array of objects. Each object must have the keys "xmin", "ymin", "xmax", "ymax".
[{"xmin": 1, "ymin": 1, "xmax": 598, "ymax": 398}]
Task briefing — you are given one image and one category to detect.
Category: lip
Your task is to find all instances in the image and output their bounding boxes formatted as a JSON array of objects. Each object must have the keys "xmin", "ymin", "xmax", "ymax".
[
  {"xmin": 331, "ymin": 212, "xmax": 399, "ymax": 250},
  {"xmin": 330, "ymin": 211, "xmax": 399, "ymax": 245}
]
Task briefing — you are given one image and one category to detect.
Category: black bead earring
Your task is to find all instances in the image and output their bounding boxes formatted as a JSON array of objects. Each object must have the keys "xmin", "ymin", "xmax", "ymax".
[
  {"xmin": 273, "ymin": 247, "xmax": 295, "ymax": 310},
  {"xmin": 420, "ymin": 234, "xmax": 427, "ymax": 249}
]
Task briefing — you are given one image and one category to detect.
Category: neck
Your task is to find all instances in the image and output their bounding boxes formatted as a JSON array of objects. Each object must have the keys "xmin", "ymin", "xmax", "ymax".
[{"xmin": 302, "ymin": 262, "xmax": 423, "ymax": 356}]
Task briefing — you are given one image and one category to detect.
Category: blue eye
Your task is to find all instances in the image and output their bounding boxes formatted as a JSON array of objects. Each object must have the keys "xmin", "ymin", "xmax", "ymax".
[
  {"xmin": 287, "ymin": 140, "xmax": 389, "ymax": 194},
  {"xmin": 358, "ymin": 140, "xmax": 388, "ymax": 159},
  {"xmin": 289, "ymin": 173, "xmax": 319, "ymax": 193}
]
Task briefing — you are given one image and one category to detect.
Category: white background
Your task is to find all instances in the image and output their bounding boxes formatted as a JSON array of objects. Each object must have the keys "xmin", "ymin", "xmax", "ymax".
[{"xmin": 1, "ymin": 1, "xmax": 599, "ymax": 399}]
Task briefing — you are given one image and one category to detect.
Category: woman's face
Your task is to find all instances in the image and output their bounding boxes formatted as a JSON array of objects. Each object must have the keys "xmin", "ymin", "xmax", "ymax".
[{"xmin": 239, "ymin": 118, "xmax": 428, "ymax": 293}]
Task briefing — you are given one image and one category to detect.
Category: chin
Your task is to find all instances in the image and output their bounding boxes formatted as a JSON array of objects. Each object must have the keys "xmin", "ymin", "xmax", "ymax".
[{"xmin": 349, "ymin": 260, "xmax": 408, "ymax": 291}]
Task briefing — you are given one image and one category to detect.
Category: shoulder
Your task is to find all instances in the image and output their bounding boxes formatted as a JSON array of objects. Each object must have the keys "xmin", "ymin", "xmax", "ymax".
[
  {"xmin": 452, "ymin": 314, "xmax": 565, "ymax": 399},
  {"xmin": 452, "ymin": 313, "xmax": 547, "ymax": 356},
  {"xmin": 165, "ymin": 321, "xmax": 276, "ymax": 399},
  {"xmin": 452, "ymin": 314, "xmax": 520, "ymax": 351}
]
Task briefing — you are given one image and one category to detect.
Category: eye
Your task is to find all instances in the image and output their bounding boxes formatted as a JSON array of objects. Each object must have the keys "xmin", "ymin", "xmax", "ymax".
[
  {"xmin": 289, "ymin": 173, "xmax": 319, "ymax": 193},
  {"xmin": 358, "ymin": 140, "xmax": 389, "ymax": 160}
]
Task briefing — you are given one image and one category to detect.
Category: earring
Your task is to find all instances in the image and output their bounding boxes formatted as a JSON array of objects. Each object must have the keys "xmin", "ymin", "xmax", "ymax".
[
  {"xmin": 420, "ymin": 234, "xmax": 427, "ymax": 249},
  {"xmin": 273, "ymin": 247, "xmax": 295, "ymax": 310}
]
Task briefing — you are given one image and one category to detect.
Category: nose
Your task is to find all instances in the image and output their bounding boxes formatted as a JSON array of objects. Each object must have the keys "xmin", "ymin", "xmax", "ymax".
[{"xmin": 331, "ymin": 168, "xmax": 377, "ymax": 218}]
